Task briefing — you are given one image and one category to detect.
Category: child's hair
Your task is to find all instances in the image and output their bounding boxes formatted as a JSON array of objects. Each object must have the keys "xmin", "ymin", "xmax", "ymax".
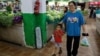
[{"xmin": 56, "ymin": 24, "xmax": 63, "ymax": 29}]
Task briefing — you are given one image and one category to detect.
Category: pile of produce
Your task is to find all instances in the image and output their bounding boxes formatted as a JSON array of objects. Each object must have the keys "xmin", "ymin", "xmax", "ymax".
[
  {"xmin": 13, "ymin": 12, "xmax": 23, "ymax": 24},
  {"xmin": 46, "ymin": 10, "xmax": 64, "ymax": 23},
  {"xmin": 0, "ymin": 12, "xmax": 14, "ymax": 27},
  {"xmin": 0, "ymin": 11, "xmax": 22, "ymax": 27}
]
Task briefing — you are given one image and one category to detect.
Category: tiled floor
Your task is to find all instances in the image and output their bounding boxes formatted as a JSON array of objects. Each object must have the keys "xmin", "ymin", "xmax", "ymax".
[
  {"xmin": 0, "ymin": 42, "xmax": 55, "ymax": 56},
  {"xmin": 0, "ymin": 19, "xmax": 100, "ymax": 56}
]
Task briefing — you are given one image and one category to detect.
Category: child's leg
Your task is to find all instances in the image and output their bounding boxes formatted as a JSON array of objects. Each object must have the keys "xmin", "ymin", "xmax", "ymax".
[
  {"xmin": 58, "ymin": 47, "xmax": 62, "ymax": 56},
  {"xmin": 52, "ymin": 43, "xmax": 59, "ymax": 56},
  {"xmin": 52, "ymin": 47, "xmax": 57, "ymax": 56},
  {"xmin": 58, "ymin": 43, "xmax": 62, "ymax": 56}
]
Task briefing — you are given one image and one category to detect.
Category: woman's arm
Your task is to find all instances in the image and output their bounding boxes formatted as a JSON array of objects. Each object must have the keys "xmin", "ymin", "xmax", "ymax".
[
  {"xmin": 82, "ymin": 24, "xmax": 86, "ymax": 33},
  {"xmin": 59, "ymin": 13, "xmax": 67, "ymax": 24}
]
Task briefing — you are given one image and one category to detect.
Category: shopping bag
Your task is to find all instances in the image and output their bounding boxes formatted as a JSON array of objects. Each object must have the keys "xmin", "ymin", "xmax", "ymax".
[
  {"xmin": 47, "ymin": 34, "xmax": 55, "ymax": 43},
  {"xmin": 80, "ymin": 37, "xmax": 89, "ymax": 47},
  {"xmin": 50, "ymin": 34, "xmax": 55, "ymax": 42}
]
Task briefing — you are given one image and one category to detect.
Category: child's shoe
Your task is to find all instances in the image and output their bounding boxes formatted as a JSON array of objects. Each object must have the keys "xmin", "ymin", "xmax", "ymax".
[{"xmin": 52, "ymin": 54, "xmax": 56, "ymax": 56}]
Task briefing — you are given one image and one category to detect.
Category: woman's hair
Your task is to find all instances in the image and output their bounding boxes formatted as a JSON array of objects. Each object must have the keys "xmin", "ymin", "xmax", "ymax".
[
  {"xmin": 56, "ymin": 24, "xmax": 63, "ymax": 29},
  {"xmin": 68, "ymin": 1, "xmax": 77, "ymax": 9}
]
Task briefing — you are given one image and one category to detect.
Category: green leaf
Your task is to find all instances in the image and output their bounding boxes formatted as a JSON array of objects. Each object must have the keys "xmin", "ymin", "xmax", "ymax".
[{"xmin": 0, "ymin": 12, "xmax": 14, "ymax": 27}]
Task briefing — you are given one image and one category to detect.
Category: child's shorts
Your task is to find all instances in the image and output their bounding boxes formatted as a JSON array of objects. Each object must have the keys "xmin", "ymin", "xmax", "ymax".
[{"xmin": 54, "ymin": 42, "xmax": 62, "ymax": 48}]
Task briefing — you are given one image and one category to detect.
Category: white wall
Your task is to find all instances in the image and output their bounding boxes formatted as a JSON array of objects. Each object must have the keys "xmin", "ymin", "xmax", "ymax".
[{"xmin": 21, "ymin": 0, "xmax": 46, "ymax": 13}]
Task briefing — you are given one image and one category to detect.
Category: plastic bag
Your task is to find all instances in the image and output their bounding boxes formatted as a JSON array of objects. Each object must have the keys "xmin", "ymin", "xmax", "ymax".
[
  {"xmin": 50, "ymin": 34, "xmax": 55, "ymax": 42},
  {"xmin": 80, "ymin": 37, "xmax": 89, "ymax": 47}
]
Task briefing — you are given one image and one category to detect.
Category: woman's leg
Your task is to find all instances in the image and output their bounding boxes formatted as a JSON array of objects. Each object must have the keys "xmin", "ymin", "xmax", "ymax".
[
  {"xmin": 67, "ymin": 35, "xmax": 73, "ymax": 56},
  {"xmin": 72, "ymin": 36, "xmax": 80, "ymax": 56}
]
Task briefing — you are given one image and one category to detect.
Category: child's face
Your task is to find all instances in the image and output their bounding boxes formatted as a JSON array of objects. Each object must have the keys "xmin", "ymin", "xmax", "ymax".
[{"xmin": 56, "ymin": 26, "xmax": 61, "ymax": 30}]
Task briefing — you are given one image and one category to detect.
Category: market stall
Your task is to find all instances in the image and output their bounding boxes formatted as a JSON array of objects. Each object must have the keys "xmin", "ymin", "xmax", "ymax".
[{"xmin": 0, "ymin": 0, "xmax": 24, "ymax": 46}]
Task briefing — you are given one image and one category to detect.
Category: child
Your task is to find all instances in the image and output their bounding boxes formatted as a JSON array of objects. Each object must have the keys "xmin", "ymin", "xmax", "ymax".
[{"xmin": 52, "ymin": 24, "xmax": 64, "ymax": 56}]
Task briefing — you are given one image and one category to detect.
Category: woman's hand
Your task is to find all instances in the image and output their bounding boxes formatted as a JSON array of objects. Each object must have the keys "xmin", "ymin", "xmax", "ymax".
[
  {"xmin": 82, "ymin": 25, "xmax": 89, "ymax": 36},
  {"xmin": 82, "ymin": 25, "xmax": 86, "ymax": 33}
]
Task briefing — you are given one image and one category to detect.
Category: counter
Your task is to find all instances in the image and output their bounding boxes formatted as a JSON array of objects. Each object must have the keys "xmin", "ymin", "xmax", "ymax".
[
  {"xmin": 0, "ymin": 24, "xmax": 26, "ymax": 46},
  {"xmin": 96, "ymin": 14, "xmax": 100, "ymax": 34}
]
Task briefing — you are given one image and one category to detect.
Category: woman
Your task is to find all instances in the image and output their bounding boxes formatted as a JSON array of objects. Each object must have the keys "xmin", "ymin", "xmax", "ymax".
[
  {"xmin": 13, "ymin": 0, "xmax": 20, "ymax": 13},
  {"xmin": 64, "ymin": 6, "xmax": 68, "ymax": 13},
  {"xmin": 60, "ymin": 1, "xmax": 86, "ymax": 56}
]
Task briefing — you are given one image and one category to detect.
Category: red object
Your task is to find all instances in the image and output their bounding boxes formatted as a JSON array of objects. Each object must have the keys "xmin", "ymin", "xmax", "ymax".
[
  {"xmin": 94, "ymin": 2, "xmax": 98, "ymax": 5},
  {"xmin": 98, "ymin": 2, "xmax": 100, "ymax": 5},
  {"xmin": 53, "ymin": 30, "xmax": 64, "ymax": 43},
  {"xmin": 89, "ymin": 2, "xmax": 100, "ymax": 5},
  {"xmin": 34, "ymin": 0, "xmax": 40, "ymax": 14},
  {"xmin": 89, "ymin": 2, "xmax": 94, "ymax": 5}
]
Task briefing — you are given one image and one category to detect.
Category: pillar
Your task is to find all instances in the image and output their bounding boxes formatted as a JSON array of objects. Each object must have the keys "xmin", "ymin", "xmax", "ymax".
[{"xmin": 21, "ymin": 0, "xmax": 47, "ymax": 48}]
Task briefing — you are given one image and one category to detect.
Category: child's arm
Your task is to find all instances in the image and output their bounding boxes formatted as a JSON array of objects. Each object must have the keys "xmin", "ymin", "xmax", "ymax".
[
  {"xmin": 61, "ymin": 30, "xmax": 64, "ymax": 36},
  {"xmin": 57, "ymin": 30, "xmax": 64, "ymax": 37}
]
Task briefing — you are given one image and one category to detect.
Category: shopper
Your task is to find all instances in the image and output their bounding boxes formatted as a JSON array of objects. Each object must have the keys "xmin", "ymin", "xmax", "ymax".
[
  {"xmin": 46, "ymin": 1, "xmax": 51, "ymax": 11},
  {"xmin": 52, "ymin": 24, "xmax": 64, "ymax": 56},
  {"xmin": 6, "ymin": 3, "xmax": 12, "ymax": 13},
  {"xmin": 60, "ymin": 1, "xmax": 86, "ymax": 56},
  {"xmin": 0, "ymin": 1, "xmax": 3, "ymax": 9},
  {"xmin": 52, "ymin": 2, "xmax": 60, "ymax": 11},
  {"xmin": 13, "ymin": 0, "xmax": 20, "ymax": 13},
  {"xmin": 89, "ymin": 7, "xmax": 96, "ymax": 18},
  {"xmin": 64, "ymin": 6, "xmax": 68, "ymax": 13}
]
